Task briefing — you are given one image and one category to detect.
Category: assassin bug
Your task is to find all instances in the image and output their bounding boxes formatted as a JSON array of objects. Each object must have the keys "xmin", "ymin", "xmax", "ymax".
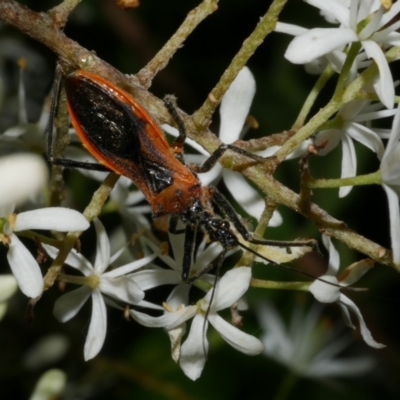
[{"xmin": 47, "ymin": 68, "xmax": 316, "ymax": 284}]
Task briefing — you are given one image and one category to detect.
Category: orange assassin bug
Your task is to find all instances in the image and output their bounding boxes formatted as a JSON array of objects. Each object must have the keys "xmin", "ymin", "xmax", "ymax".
[{"xmin": 47, "ymin": 68, "xmax": 316, "ymax": 283}]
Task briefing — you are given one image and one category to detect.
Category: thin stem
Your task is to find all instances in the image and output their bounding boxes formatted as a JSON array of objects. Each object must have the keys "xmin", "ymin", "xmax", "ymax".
[
  {"xmin": 49, "ymin": 86, "xmax": 69, "ymax": 208},
  {"xmin": 48, "ymin": 0, "xmax": 83, "ymax": 28},
  {"xmin": 293, "ymin": 65, "xmax": 335, "ymax": 129},
  {"xmin": 251, "ymin": 278, "xmax": 310, "ymax": 291},
  {"xmin": 274, "ymin": 98, "xmax": 341, "ymax": 163},
  {"xmin": 59, "ymin": 273, "xmax": 92, "ymax": 286},
  {"xmin": 275, "ymin": 46, "xmax": 400, "ymax": 164},
  {"xmin": 334, "ymin": 42, "xmax": 362, "ymax": 100},
  {"xmin": 308, "ymin": 171, "xmax": 381, "ymax": 189},
  {"xmin": 15, "ymin": 231, "xmax": 62, "ymax": 248},
  {"xmin": 137, "ymin": 0, "xmax": 218, "ymax": 88},
  {"xmin": 192, "ymin": 0, "xmax": 288, "ymax": 130}
]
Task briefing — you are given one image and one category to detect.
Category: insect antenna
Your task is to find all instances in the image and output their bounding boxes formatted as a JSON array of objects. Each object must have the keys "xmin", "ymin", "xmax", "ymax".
[
  {"xmin": 201, "ymin": 249, "xmax": 227, "ymax": 359},
  {"xmin": 238, "ymin": 241, "xmax": 367, "ymax": 292}
]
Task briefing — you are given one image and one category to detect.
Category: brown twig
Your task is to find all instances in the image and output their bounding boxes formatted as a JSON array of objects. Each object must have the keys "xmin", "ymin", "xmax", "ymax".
[{"xmin": 0, "ymin": 0, "xmax": 395, "ymax": 270}]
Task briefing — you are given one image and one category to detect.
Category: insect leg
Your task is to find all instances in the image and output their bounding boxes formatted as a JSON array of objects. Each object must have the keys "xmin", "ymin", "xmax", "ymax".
[
  {"xmin": 164, "ymin": 94, "xmax": 268, "ymax": 171},
  {"xmin": 209, "ymin": 187, "xmax": 317, "ymax": 249},
  {"xmin": 184, "ymin": 248, "xmax": 227, "ymax": 285},
  {"xmin": 181, "ymin": 224, "xmax": 198, "ymax": 283},
  {"xmin": 46, "ymin": 66, "xmax": 111, "ymax": 172},
  {"xmin": 192, "ymin": 143, "xmax": 268, "ymax": 174},
  {"xmin": 164, "ymin": 95, "xmax": 186, "ymax": 164},
  {"xmin": 168, "ymin": 216, "xmax": 186, "ymax": 234}
]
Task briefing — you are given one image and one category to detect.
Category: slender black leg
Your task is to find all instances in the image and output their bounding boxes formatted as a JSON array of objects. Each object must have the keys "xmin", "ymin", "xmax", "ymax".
[
  {"xmin": 181, "ymin": 224, "xmax": 198, "ymax": 283},
  {"xmin": 209, "ymin": 187, "xmax": 317, "ymax": 249},
  {"xmin": 168, "ymin": 216, "xmax": 185, "ymax": 234},
  {"xmin": 163, "ymin": 95, "xmax": 267, "ymax": 171},
  {"xmin": 192, "ymin": 143, "xmax": 268, "ymax": 174},
  {"xmin": 183, "ymin": 248, "xmax": 227, "ymax": 284},
  {"xmin": 164, "ymin": 95, "xmax": 186, "ymax": 164}
]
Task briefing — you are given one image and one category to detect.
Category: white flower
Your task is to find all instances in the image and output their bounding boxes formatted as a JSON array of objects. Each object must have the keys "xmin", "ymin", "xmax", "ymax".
[
  {"xmin": 258, "ymin": 301, "xmax": 375, "ymax": 379},
  {"xmin": 45, "ymin": 219, "xmax": 155, "ymax": 360},
  {"xmin": 309, "ymin": 235, "xmax": 385, "ymax": 349},
  {"xmin": 276, "ymin": 0, "xmax": 400, "ymax": 108},
  {"xmin": 128, "ymin": 229, "xmax": 237, "ymax": 362},
  {"xmin": 133, "ymin": 267, "xmax": 264, "ymax": 380},
  {"xmin": 0, "ymin": 60, "xmax": 49, "ymax": 156},
  {"xmin": 163, "ymin": 67, "xmax": 282, "ymax": 227},
  {"xmin": 1, "ymin": 206, "xmax": 90, "ymax": 298},
  {"xmin": 218, "ymin": 67, "xmax": 282, "ymax": 223},
  {"xmin": 315, "ymin": 99, "xmax": 394, "ymax": 197},
  {"xmin": 29, "ymin": 369, "xmax": 66, "ymax": 400},
  {"xmin": 23, "ymin": 334, "xmax": 70, "ymax": 369},
  {"xmin": 380, "ymin": 103, "xmax": 400, "ymax": 265},
  {"xmin": 0, "ymin": 274, "xmax": 18, "ymax": 320},
  {"xmin": 0, "ymin": 153, "xmax": 48, "ymax": 207},
  {"xmin": 135, "ymin": 229, "xmax": 226, "ymax": 294}
]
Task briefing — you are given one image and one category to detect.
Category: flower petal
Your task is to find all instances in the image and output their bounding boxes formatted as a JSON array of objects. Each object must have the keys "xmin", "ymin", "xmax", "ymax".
[
  {"xmin": 0, "ymin": 153, "xmax": 48, "ymax": 208},
  {"xmin": 168, "ymin": 323, "xmax": 187, "ymax": 363},
  {"xmin": 338, "ymin": 300, "xmax": 355, "ymax": 329},
  {"xmin": 385, "ymin": 104, "xmax": 400, "ymax": 156},
  {"xmin": 179, "ymin": 314, "xmax": 209, "ymax": 381},
  {"xmin": 381, "ymin": 104, "xmax": 400, "ymax": 185},
  {"xmin": 194, "ymin": 241, "xmax": 224, "ymax": 273},
  {"xmin": 53, "ymin": 286, "xmax": 91, "ymax": 322},
  {"xmin": 104, "ymin": 253, "xmax": 157, "ymax": 278},
  {"xmin": 208, "ymin": 313, "xmax": 263, "ymax": 355},
  {"xmin": 130, "ymin": 308, "xmax": 182, "ymax": 327},
  {"xmin": 309, "ymin": 275, "xmax": 341, "ymax": 303},
  {"xmin": 258, "ymin": 302, "xmax": 292, "ymax": 357},
  {"xmin": 359, "ymin": 6, "xmax": 383, "ymax": 39},
  {"xmin": 167, "ymin": 283, "xmax": 191, "ymax": 308},
  {"xmin": 362, "ymin": 40, "xmax": 394, "ymax": 109},
  {"xmin": 166, "ymin": 305, "xmax": 197, "ymax": 330},
  {"xmin": 305, "ymin": 0, "xmax": 351, "ymax": 26},
  {"xmin": 132, "ymin": 269, "xmax": 181, "ymax": 290},
  {"xmin": 219, "ymin": 67, "xmax": 255, "ymax": 143},
  {"xmin": 84, "ymin": 289, "xmax": 107, "ymax": 360},
  {"xmin": 285, "ymin": 28, "xmax": 357, "ymax": 64},
  {"xmin": 379, "ymin": 1, "xmax": 400, "ymax": 27},
  {"xmin": 7, "ymin": 232, "xmax": 43, "ymax": 298},
  {"xmin": 93, "ymin": 219, "xmax": 110, "ymax": 275},
  {"xmin": 338, "ymin": 258, "xmax": 374, "ymax": 286},
  {"xmin": 345, "ymin": 122, "xmax": 385, "ymax": 159},
  {"xmin": 275, "ymin": 21, "xmax": 308, "ymax": 36},
  {"xmin": 339, "ymin": 295, "xmax": 385, "ymax": 349},
  {"xmin": 42, "ymin": 244, "xmax": 93, "ymax": 276},
  {"xmin": 29, "ymin": 369, "xmax": 66, "ymax": 400},
  {"xmin": 14, "ymin": 208, "xmax": 89, "ymax": 232},
  {"xmin": 0, "ymin": 275, "xmax": 18, "ymax": 302},
  {"xmin": 315, "ymin": 129, "xmax": 341, "ymax": 155},
  {"xmin": 382, "ymin": 184, "xmax": 400, "ymax": 265},
  {"xmin": 206, "ymin": 267, "xmax": 251, "ymax": 312},
  {"xmin": 322, "ymin": 235, "xmax": 340, "ymax": 275},
  {"xmin": 307, "ymin": 356, "xmax": 375, "ymax": 377},
  {"xmin": 339, "ymin": 132, "xmax": 356, "ymax": 198},
  {"xmin": 99, "ymin": 275, "xmax": 144, "ymax": 305},
  {"xmin": 223, "ymin": 170, "xmax": 265, "ymax": 220}
]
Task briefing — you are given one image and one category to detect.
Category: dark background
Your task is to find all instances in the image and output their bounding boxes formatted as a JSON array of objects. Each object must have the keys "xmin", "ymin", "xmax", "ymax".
[{"xmin": 0, "ymin": 0, "xmax": 399, "ymax": 399}]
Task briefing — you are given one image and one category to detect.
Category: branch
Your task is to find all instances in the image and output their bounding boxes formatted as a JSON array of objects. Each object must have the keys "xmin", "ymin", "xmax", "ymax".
[{"xmin": 0, "ymin": 0, "xmax": 394, "ymax": 271}]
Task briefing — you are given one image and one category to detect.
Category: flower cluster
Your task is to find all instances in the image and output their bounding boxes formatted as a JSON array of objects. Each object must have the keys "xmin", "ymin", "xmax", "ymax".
[{"xmin": 2, "ymin": 0, "xmax": 400, "ymax": 387}]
